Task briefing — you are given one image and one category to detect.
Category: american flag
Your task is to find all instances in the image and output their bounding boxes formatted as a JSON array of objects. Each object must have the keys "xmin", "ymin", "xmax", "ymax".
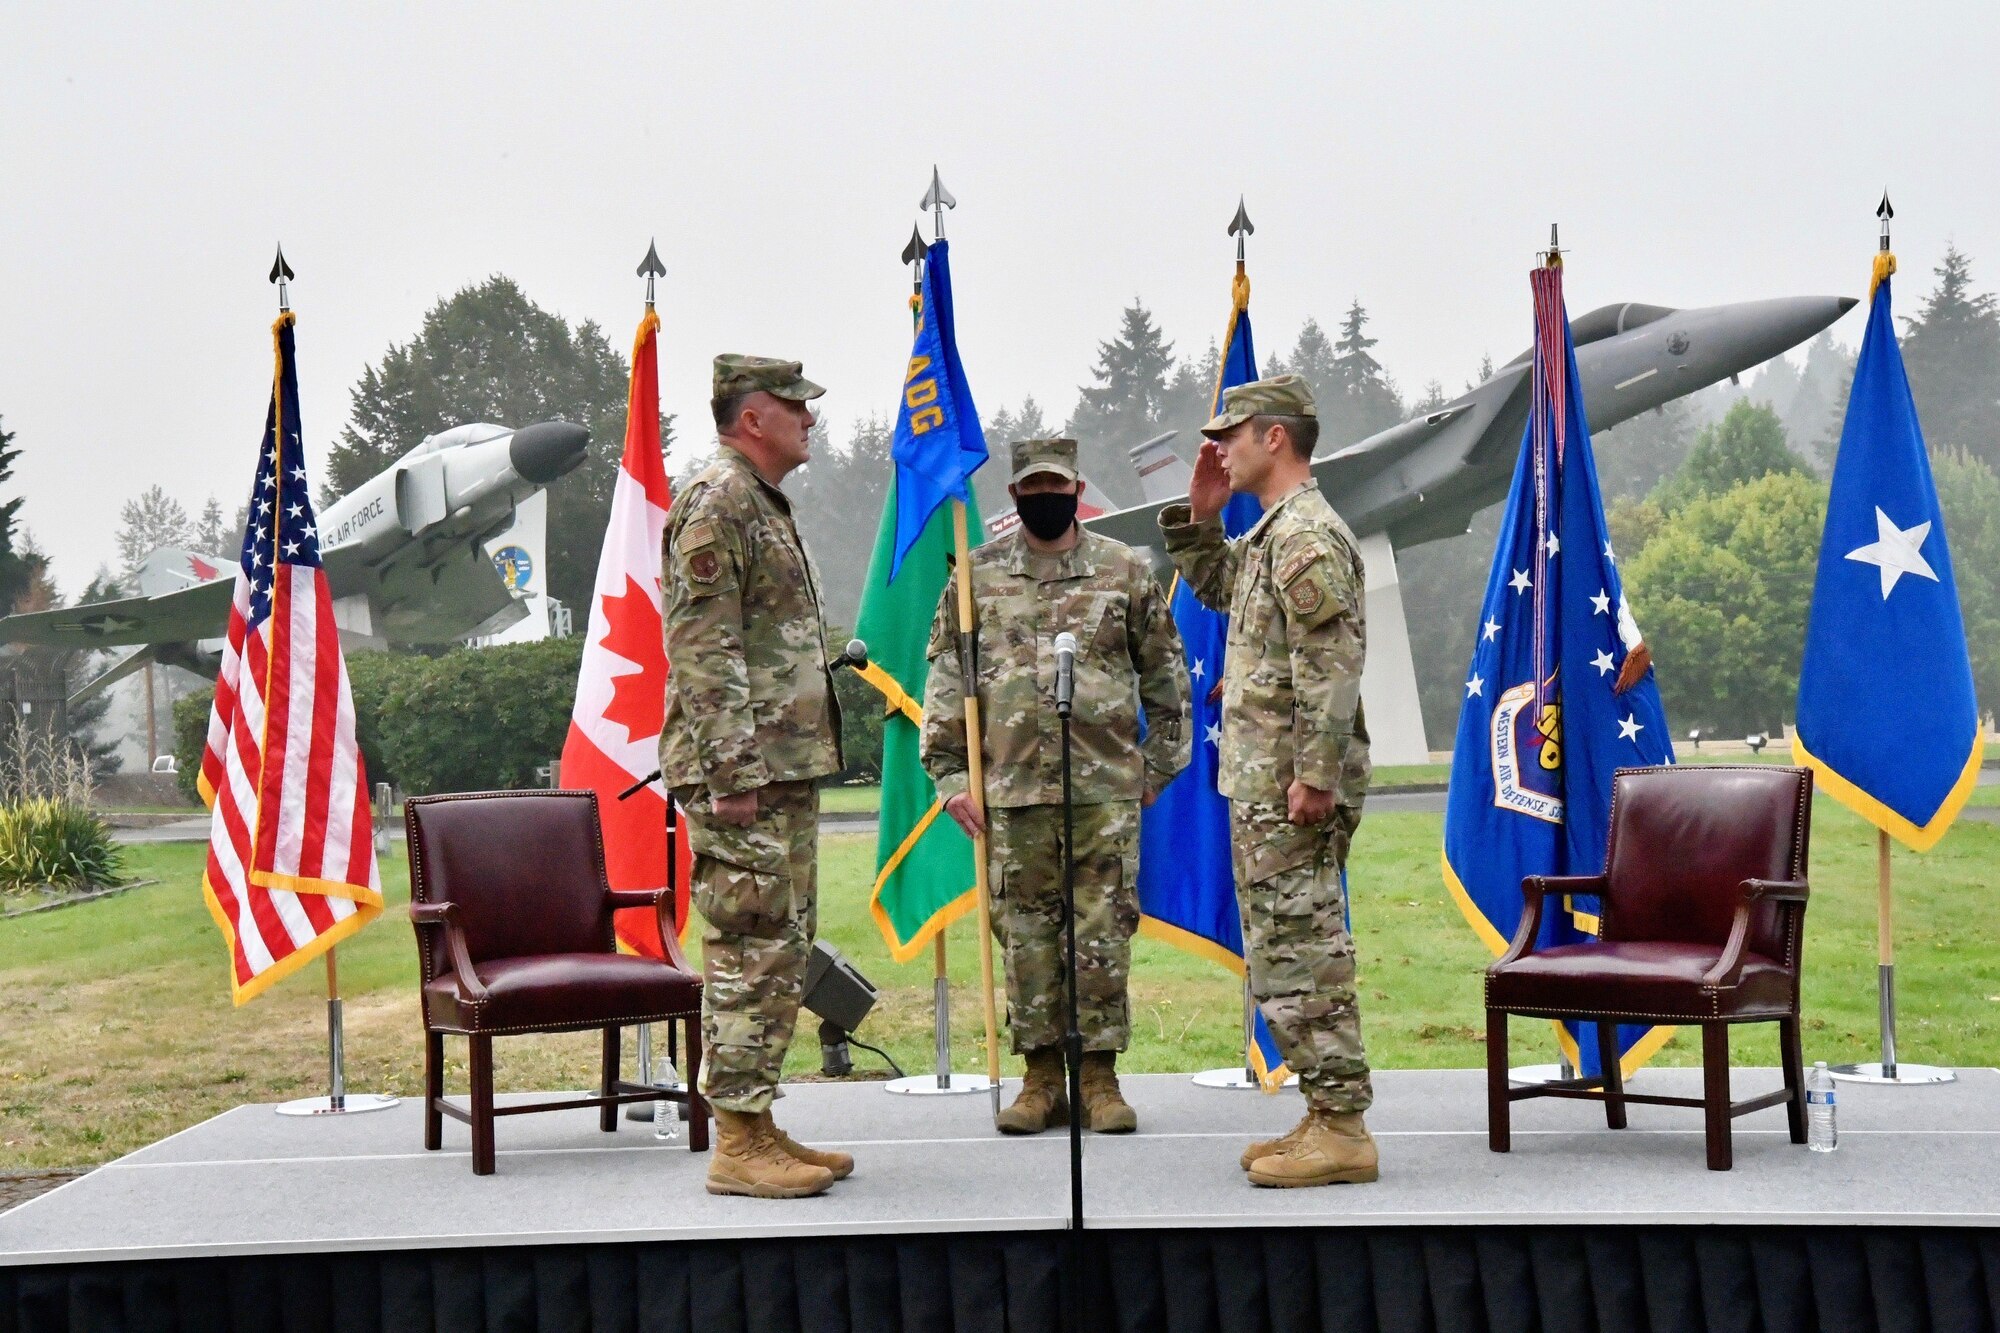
[{"xmin": 198, "ymin": 312, "xmax": 382, "ymax": 1004}]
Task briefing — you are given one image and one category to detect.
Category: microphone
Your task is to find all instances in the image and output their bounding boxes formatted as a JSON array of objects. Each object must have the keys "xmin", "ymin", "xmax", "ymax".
[
  {"xmin": 831, "ymin": 638, "xmax": 869, "ymax": 672},
  {"xmin": 1054, "ymin": 631, "xmax": 1077, "ymax": 718}
]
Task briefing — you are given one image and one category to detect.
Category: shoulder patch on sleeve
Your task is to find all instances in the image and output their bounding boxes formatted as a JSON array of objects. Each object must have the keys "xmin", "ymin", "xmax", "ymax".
[
  {"xmin": 677, "ymin": 518, "xmax": 718, "ymax": 553},
  {"xmin": 1276, "ymin": 539, "xmax": 1330, "ymax": 589}
]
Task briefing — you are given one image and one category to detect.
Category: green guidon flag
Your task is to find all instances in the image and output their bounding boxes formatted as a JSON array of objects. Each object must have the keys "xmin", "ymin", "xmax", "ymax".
[{"xmin": 855, "ymin": 480, "xmax": 981, "ymax": 961}]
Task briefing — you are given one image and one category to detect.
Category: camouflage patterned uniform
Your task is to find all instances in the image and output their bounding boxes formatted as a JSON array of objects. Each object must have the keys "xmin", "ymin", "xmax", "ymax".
[
  {"xmin": 1159, "ymin": 376, "xmax": 1375, "ymax": 1114},
  {"xmin": 921, "ymin": 439, "xmax": 1190, "ymax": 1054},
  {"xmin": 662, "ymin": 355, "xmax": 842, "ymax": 1116}
]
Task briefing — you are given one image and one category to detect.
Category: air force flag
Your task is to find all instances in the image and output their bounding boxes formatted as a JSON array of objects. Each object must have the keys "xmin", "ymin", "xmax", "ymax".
[
  {"xmin": 1444, "ymin": 260, "xmax": 1678, "ymax": 1077},
  {"xmin": 1794, "ymin": 261, "xmax": 1982, "ymax": 849},
  {"xmin": 1136, "ymin": 280, "xmax": 1291, "ymax": 1089}
]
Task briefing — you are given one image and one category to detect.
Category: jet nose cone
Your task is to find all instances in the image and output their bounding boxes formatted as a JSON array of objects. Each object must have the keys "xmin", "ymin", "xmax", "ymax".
[
  {"xmin": 509, "ymin": 420, "xmax": 590, "ymax": 484},
  {"xmin": 1838, "ymin": 296, "xmax": 1860, "ymax": 315}
]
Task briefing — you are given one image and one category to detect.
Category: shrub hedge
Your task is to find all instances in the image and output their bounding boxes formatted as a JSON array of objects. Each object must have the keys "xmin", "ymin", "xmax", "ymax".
[{"xmin": 171, "ymin": 634, "xmax": 886, "ymax": 800}]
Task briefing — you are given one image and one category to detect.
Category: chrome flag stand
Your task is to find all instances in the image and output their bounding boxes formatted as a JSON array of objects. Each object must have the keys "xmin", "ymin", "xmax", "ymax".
[{"xmin": 275, "ymin": 948, "xmax": 399, "ymax": 1117}]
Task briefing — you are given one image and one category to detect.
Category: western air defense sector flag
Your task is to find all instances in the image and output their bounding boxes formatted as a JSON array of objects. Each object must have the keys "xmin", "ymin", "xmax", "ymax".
[
  {"xmin": 1444, "ymin": 260, "xmax": 1677, "ymax": 1077},
  {"xmin": 1793, "ymin": 255, "xmax": 1983, "ymax": 848},
  {"xmin": 199, "ymin": 312, "xmax": 383, "ymax": 1004},
  {"xmin": 1136, "ymin": 271, "xmax": 1291, "ymax": 1089},
  {"xmin": 559, "ymin": 308, "xmax": 691, "ymax": 955},
  {"xmin": 864, "ymin": 237, "xmax": 990, "ymax": 958}
]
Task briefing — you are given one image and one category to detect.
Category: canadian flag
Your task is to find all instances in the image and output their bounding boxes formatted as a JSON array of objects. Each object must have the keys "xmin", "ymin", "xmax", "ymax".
[{"xmin": 560, "ymin": 308, "xmax": 689, "ymax": 955}]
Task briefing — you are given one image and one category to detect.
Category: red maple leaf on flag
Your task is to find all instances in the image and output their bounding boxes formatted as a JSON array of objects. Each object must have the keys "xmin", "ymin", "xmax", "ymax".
[{"xmin": 598, "ymin": 575, "xmax": 666, "ymax": 744}]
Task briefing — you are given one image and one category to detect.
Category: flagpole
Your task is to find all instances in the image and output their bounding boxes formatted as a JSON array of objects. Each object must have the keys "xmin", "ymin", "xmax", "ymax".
[
  {"xmin": 1192, "ymin": 199, "xmax": 1278, "ymax": 1093},
  {"xmin": 878, "ymin": 197, "xmax": 991, "ymax": 1099},
  {"xmin": 258, "ymin": 245, "xmax": 392, "ymax": 1118},
  {"xmin": 953, "ymin": 499, "xmax": 1005, "ymax": 1116},
  {"xmin": 1822, "ymin": 195, "xmax": 1952, "ymax": 1088},
  {"xmin": 1878, "ymin": 831, "xmax": 1897, "ymax": 1078},
  {"xmin": 914, "ymin": 220, "xmax": 958, "ymax": 1097}
]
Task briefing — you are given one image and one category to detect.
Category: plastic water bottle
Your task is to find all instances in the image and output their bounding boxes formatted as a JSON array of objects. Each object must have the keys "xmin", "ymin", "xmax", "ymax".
[
  {"xmin": 1806, "ymin": 1061, "xmax": 1837, "ymax": 1152},
  {"xmin": 654, "ymin": 1091, "xmax": 679, "ymax": 1141}
]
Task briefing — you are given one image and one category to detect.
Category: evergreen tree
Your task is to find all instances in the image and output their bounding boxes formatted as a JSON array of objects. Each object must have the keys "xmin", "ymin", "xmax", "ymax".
[
  {"xmin": 326, "ymin": 276, "xmax": 674, "ymax": 615},
  {"xmin": 0, "ymin": 417, "xmax": 31, "ymax": 617},
  {"xmin": 1651, "ymin": 400, "xmax": 1810, "ymax": 512},
  {"xmin": 1594, "ymin": 397, "xmax": 1698, "ymax": 500},
  {"xmin": 1067, "ymin": 301, "xmax": 1177, "ymax": 507},
  {"xmin": 1277, "ymin": 318, "xmax": 1341, "ymax": 404},
  {"xmin": 1161, "ymin": 339, "xmax": 1221, "ymax": 441},
  {"xmin": 192, "ymin": 495, "xmax": 234, "ymax": 555},
  {"xmin": 1468, "ymin": 353, "xmax": 1496, "ymax": 393},
  {"xmin": 788, "ymin": 414, "xmax": 896, "ymax": 623},
  {"xmin": 1901, "ymin": 246, "xmax": 2000, "ymax": 472},
  {"xmin": 1326, "ymin": 300, "xmax": 1403, "ymax": 448},
  {"xmin": 1933, "ymin": 449, "xmax": 2000, "ymax": 716},
  {"xmin": 115, "ymin": 485, "xmax": 193, "ymax": 583}
]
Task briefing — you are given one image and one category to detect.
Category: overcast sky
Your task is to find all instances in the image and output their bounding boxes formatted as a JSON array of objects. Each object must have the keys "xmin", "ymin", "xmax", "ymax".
[{"xmin": 5, "ymin": 3, "xmax": 1996, "ymax": 590}]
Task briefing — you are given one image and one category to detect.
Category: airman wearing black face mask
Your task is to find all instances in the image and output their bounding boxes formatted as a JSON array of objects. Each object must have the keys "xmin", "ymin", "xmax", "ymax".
[{"xmin": 919, "ymin": 438, "xmax": 1191, "ymax": 1135}]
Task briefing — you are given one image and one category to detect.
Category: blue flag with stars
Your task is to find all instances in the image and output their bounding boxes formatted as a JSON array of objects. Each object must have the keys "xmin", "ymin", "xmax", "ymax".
[
  {"xmin": 889, "ymin": 238, "xmax": 987, "ymax": 582},
  {"xmin": 1443, "ymin": 261, "xmax": 1677, "ymax": 1078},
  {"xmin": 1136, "ymin": 284, "xmax": 1292, "ymax": 1090},
  {"xmin": 1793, "ymin": 261, "xmax": 1982, "ymax": 849}
]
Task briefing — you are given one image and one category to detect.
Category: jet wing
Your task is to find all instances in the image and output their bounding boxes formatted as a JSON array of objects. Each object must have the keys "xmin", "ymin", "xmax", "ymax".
[{"xmin": 0, "ymin": 577, "xmax": 234, "ymax": 648}]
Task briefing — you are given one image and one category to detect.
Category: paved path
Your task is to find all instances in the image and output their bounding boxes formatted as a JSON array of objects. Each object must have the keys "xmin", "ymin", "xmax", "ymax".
[{"xmin": 111, "ymin": 770, "xmax": 1996, "ymax": 845}]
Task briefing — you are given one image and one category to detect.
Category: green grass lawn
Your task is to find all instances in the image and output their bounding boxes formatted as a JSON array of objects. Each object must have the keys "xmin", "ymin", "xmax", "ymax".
[{"xmin": 1, "ymin": 797, "xmax": 1995, "ymax": 1168}]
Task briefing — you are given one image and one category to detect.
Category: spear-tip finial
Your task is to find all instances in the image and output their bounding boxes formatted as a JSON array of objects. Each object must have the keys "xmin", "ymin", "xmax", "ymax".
[
  {"xmin": 269, "ymin": 244, "xmax": 295, "ymax": 311},
  {"xmin": 1229, "ymin": 196, "xmax": 1253, "ymax": 263},
  {"xmin": 1878, "ymin": 191, "xmax": 1894, "ymax": 251},
  {"xmin": 902, "ymin": 222, "xmax": 929, "ymax": 270},
  {"xmin": 920, "ymin": 165, "xmax": 956, "ymax": 240},
  {"xmin": 637, "ymin": 238, "xmax": 666, "ymax": 308},
  {"xmin": 1542, "ymin": 222, "xmax": 1563, "ymax": 268}
]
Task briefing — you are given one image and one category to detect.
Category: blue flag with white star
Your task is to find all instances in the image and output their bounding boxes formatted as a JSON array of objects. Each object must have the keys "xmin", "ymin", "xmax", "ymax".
[
  {"xmin": 1136, "ymin": 289, "xmax": 1291, "ymax": 1089},
  {"xmin": 1793, "ymin": 264, "xmax": 1982, "ymax": 849},
  {"xmin": 1443, "ymin": 261, "xmax": 1677, "ymax": 1078}
]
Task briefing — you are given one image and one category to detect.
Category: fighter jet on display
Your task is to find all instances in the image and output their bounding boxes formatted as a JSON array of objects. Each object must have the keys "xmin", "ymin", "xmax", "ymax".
[
  {"xmin": 1088, "ymin": 290, "xmax": 1856, "ymax": 765},
  {"xmin": 0, "ymin": 419, "xmax": 590, "ymax": 698},
  {"xmin": 1090, "ymin": 293, "xmax": 1858, "ymax": 548}
]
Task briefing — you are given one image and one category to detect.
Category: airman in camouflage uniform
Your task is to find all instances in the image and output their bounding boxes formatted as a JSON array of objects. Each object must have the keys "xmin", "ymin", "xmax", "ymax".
[
  {"xmin": 661, "ymin": 354, "xmax": 851, "ymax": 1198},
  {"xmin": 922, "ymin": 438, "xmax": 1190, "ymax": 1134},
  {"xmin": 1158, "ymin": 375, "xmax": 1379, "ymax": 1188}
]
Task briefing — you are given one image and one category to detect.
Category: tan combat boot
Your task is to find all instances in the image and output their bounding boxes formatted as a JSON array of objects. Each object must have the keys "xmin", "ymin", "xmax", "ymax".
[
  {"xmin": 705, "ymin": 1108, "xmax": 836, "ymax": 1198},
  {"xmin": 1079, "ymin": 1052, "xmax": 1138, "ymax": 1133},
  {"xmin": 1239, "ymin": 1112, "xmax": 1312, "ymax": 1171},
  {"xmin": 1246, "ymin": 1107, "xmax": 1379, "ymax": 1188},
  {"xmin": 994, "ymin": 1048, "xmax": 1069, "ymax": 1134},
  {"xmin": 764, "ymin": 1113, "xmax": 854, "ymax": 1180}
]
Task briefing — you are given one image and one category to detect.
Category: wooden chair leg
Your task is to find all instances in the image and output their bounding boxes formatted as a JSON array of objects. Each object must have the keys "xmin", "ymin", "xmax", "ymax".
[
  {"xmin": 1596, "ymin": 1021, "xmax": 1627, "ymax": 1130},
  {"xmin": 1486, "ymin": 1008, "xmax": 1510, "ymax": 1153},
  {"xmin": 423, "ymin": 1030, "xmax": 444, "ymax": 1151},
  {"xmin": 1779, "ymin": 1016, "xmax": 1807, "ymax": 1145},
  {"xmin": 470, "ymin": 1034, "xmax": 496, "ymax": 1176},
  {"xmin": 684, "ymin": 1015, "xmax": 710, "ymax": 1153},
  {"xmin": 1702, "ymin": 1023, "xmax": 1732, "ymax": 1171},
  {"xmin": 600, "ymin": 1026, "xmax": 621, "ymax": 1133}
]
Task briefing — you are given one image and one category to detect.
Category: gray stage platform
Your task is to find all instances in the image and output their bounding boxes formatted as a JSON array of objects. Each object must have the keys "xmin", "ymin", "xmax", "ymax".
[{"xmin": 3, "ymin": 1068, "xmax": 1996, "ymax": 1266}]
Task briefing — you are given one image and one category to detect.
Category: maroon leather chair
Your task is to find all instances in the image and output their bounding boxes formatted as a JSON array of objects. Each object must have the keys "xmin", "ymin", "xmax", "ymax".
[
  {"xmin": 1484, "ymin": 765, "xmax": 1812, "ymax": 1170},
  {"xmin": 407, "ymin": 790, "xmax": 707, "ymax": 1175}
]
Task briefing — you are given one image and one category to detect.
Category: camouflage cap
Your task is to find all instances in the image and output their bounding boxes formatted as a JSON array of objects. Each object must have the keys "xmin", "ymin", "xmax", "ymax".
[
  {"xmin": 1199, "ymin": 374, "xmax": 1317, "ymax": 437},
  {"xmin": 1009, "ymin": 437, "xmax": 1080, "ymax": 485},
  {"xmin": 711, "ymin": 354, "xmax": 826, "ymax": 404}
]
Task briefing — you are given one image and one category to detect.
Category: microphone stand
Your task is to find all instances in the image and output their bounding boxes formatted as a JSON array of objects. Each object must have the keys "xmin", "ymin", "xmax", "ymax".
[{"xmin": 1054, "ymin": 639, "xmax": 1089, "ymax": 1318}]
